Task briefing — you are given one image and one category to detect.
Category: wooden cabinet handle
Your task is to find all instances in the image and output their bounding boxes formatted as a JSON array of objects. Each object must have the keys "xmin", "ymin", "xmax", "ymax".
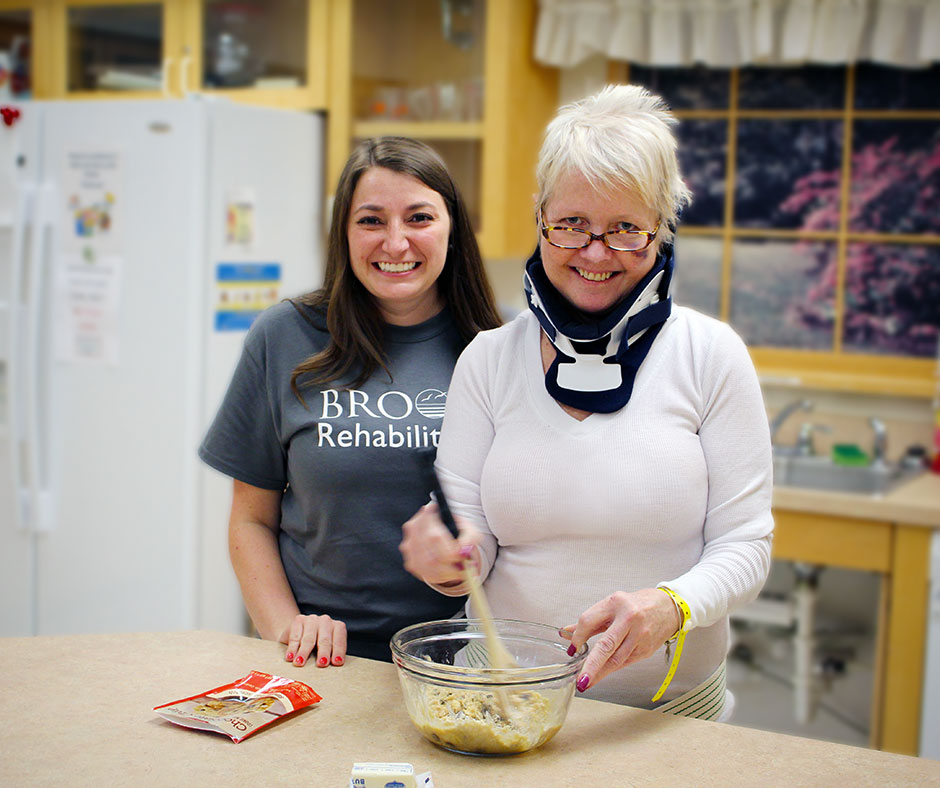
[{"xmin": 162, "ymin": 57, "xmax": 174, "ymax": 98}]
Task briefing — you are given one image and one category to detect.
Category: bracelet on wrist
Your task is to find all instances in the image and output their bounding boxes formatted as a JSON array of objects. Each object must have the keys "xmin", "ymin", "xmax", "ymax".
[{"xmin": 652, "ymin": 585, "xmax": 692, "ymax": 702}]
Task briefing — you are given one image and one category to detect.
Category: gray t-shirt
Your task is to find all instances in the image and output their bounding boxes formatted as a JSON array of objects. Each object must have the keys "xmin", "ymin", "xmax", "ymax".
[{"xmin": 199, "ymin": 300, "xmax": 467, "ymax": 659}]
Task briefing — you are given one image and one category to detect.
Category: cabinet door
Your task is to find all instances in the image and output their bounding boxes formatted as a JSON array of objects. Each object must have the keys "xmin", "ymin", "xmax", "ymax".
[
  {"xmin": 48, "ymin": 1, "xmax": 326, "ymax": 105},
  {"xmin": 0, "ymin": 1, "xmax": 38, "ymax": 98},
  {"xmin": 52, "ymin": 0, "xmax": 179, "ymax": 98},
  {"xmin": 185, "ymin": 0, "xmax": 326, "ymax": 109}
]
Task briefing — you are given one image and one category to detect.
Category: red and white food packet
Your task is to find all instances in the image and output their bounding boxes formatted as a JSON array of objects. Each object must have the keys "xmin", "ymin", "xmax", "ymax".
[{"xmin": 153, "ymin": 670, "xmax": 322, "ymax": 742}]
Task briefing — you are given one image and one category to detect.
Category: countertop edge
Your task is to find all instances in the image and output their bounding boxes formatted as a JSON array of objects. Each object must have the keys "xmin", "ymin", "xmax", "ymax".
[{"xmin": 772, "ymin": 471, "xmax": 940, "ymax": 527}]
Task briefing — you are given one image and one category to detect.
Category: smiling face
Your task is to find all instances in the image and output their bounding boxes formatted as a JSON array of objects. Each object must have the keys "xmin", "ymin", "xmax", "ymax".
[
  {"xmin": 539, "ymin": 171, "xmax": 662, "ymax": 315},
  {"xmin": 347, "ymin": 166, "xmax": 451, "ymax": 325}
]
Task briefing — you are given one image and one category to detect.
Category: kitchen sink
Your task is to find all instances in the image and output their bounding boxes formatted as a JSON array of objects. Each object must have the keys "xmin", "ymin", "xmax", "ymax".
[{"xmin": 772, "ymin": 454, "xmax": 925, "ymax": 495}]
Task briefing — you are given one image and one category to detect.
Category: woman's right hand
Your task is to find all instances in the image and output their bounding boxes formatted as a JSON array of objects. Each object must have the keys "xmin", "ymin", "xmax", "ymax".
[
  {"xmin": 279, "ymin": 614, "xmax": 347, "ymax": 668},
  {"xmin": 400, "ymin": 502, "xmax": 480, "ymax": 587}
]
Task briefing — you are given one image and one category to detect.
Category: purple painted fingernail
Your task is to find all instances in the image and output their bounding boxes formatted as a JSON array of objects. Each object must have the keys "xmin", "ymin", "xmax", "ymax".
[
  {"xmin": 458, "ymin": 545, "xmax": 474, "ymax": 559},
  {"xmin": 576, "ymin": 674, "xmax": 590, "ymax": 692},
  {"xmin": 567, "ymin": 644, "xmax": 576, "ymax": 657}
]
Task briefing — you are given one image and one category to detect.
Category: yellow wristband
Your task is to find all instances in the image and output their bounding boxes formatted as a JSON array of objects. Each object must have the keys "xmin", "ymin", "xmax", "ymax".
[{"xmin": 651, "ymin": 586, "xmax": 692, "ymax": 703}]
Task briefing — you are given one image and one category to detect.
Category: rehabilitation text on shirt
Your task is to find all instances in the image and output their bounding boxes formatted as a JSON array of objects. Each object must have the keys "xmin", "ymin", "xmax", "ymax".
[{"xmin": 315, "ymin": 387, "xmax": 447, "ymax": 449}]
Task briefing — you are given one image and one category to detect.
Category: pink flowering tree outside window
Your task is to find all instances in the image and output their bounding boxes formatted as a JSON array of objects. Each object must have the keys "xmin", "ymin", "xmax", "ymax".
[{"xmin": 780, "ymin": 128, "xmax": 940, "ymax": 357}]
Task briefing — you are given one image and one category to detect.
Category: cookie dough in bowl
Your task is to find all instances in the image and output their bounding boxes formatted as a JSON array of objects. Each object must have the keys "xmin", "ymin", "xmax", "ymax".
[{"xmin": 390, "ymin": 619, "xmax": 588, "ymax": 756}]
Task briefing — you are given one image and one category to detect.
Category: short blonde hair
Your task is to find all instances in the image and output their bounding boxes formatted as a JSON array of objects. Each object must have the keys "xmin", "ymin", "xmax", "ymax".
[{"xmin": 536, "ymin": 84, "xmax": 692, "ymax": 243}]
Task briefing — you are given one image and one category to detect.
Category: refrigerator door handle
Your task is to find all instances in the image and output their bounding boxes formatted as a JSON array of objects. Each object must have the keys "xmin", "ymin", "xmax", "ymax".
[
  {"xmin": 24, "ymin": 182, "xmax": 56, "ymax": 534},
  {"xmin": 8, "ymin": 184, "xmax": 33, "ymax": 532}
]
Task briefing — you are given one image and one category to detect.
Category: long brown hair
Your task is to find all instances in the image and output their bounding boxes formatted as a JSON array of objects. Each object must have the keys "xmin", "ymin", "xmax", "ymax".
[{"xmin": 290, "ymin": 137, "xmax": 501, "ymax": 400}]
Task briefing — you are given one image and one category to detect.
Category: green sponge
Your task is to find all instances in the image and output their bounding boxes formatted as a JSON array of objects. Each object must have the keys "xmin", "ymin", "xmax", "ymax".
[{"xmin": 832, "ymin": 444, "xmax": 870, "ymax": 466}]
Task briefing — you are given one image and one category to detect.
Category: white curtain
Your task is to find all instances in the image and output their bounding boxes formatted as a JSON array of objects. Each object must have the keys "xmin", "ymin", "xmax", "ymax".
[{"xmin": 534, "ymin": 0, "xmax": 940, "ymax": 68}]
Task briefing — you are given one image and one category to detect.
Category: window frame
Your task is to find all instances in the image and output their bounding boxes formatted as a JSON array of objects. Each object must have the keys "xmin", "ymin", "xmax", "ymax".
[{"xmin": 615, "ymin": 62, "xmax": 939, "ymax": 398}]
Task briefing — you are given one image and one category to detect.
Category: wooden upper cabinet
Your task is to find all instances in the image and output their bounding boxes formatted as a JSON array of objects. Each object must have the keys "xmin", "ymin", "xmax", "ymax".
[
  {"xmin": 185, "ymin": 0, "xmax": 327, "ymax": 109},
  {"xmin": 327, "ymin": 0, "xmax": 558, "ymax": 260},
  {"xmin": 43, "ymin": 0, "xmax": 326, "ymax": 108}
]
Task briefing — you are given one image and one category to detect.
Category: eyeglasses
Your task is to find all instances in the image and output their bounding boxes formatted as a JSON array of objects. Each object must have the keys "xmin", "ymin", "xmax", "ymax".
[{"xmin": 538, "ymin": 210, "xmax": 660, "ymax": 252}]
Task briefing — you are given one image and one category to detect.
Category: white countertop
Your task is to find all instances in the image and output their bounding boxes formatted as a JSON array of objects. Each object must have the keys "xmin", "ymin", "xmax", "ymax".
[{"xmin": 2, "ymin": 630, "xmax": 939, "ymax": 787}]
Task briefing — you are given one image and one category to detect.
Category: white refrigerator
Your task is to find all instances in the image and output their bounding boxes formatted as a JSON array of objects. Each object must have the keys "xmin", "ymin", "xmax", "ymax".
[{"xmin": 0, "ymin": 98, "xmax": 324, "ymax": 637}]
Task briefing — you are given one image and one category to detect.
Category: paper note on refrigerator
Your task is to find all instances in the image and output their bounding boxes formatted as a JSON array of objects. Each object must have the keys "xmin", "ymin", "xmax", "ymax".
[
  {"xmin": 225, "ymin": 187, "xmax": 256, "ymax": 248},
  {"xmin": 62, "ymin": 150, "xmax": 122, "ymax": 255},
  {"xmin": 54, "ymin": 253, "xmax": 122, "ymax": 364}
]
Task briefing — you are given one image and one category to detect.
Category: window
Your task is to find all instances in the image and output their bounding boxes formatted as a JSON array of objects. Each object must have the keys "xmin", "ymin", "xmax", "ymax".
[{"xmin": 625, "ymin": 63, "xmax": 940, "ymax": 396}]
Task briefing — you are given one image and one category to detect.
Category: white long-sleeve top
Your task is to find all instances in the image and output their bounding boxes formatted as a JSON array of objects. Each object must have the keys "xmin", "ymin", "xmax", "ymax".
[{"xmin": 435, "ymin": 306, "xmax": 774, "ymax": 707}]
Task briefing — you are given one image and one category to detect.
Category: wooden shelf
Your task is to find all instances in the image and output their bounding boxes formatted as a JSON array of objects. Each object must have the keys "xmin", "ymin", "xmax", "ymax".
[
  {"xmin": 352, "ymin": 120, "xmax": 484, "ymax": 140},
  {"xmin": 752, "ymin": 348, "xmax": 937, "ymax": 398},
  {"xmin": 201, "ymin": 86, "xmax": 326, "ymax": 111}
]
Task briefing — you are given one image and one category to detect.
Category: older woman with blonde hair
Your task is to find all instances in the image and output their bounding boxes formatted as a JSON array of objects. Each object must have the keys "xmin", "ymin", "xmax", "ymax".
[{"xmin": 400, "ymin": 85, "xmax": 774, "ymax": 719}]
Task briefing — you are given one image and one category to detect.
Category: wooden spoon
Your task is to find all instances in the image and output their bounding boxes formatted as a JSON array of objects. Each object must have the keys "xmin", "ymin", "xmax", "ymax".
[
  {"xmin": 461, "ymin": 563, "xmax": 518, "ymax": 670},
  {"xmin": 418, "ymin": 451, "xmax": 519, "ymax": 718}
]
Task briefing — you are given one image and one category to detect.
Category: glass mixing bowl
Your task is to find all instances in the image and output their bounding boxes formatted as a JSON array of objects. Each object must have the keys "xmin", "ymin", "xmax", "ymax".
[{"xmin": 390, "ymin": 618, "xmax": 588, "ymax": 756}]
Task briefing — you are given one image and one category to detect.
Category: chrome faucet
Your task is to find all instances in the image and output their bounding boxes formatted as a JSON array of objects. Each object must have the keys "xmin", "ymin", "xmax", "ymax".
[
  {"xmin": 869, "ymin": 417, "xmax": 888, "ymax": 466},
  {"xmin": 796, "ymin": 422, "xmax": 832, "ymax": 456},
  {"xmin": 769, "ymin": 399, "xmax": 813, "ymax": 447}
]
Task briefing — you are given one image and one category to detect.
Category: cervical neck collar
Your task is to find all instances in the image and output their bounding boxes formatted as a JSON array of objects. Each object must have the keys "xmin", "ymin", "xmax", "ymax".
[{"xmin": 523, "ymin": 244, "xmax": 675, "ymax": 413}]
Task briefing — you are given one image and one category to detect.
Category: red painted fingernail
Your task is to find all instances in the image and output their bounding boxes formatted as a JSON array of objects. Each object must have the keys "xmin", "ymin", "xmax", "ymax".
[
  {"xmin": 294, "ymin": 655, "xmax": 304, "ymax": 666},
  {"xmin": 285, "ymin": 652, "xmax": 294, "ymax": 661},
  {"xmin": 333, "ymin": 656, "xmax": 344, "ymax": 665},
  {"xmin": 318, "ymin": 657, "xmax": 328, "ymax": 667},
  {"xmin": 576, "ymin": 674, "xmax": 590, "ymax": 692},
  {"xmin": 567, "ymin": 644, "xmax": 576, "ymax": 657},
  {"xmin": 458, "ymin": 545, "xmax": 474, "ymax": 558}
]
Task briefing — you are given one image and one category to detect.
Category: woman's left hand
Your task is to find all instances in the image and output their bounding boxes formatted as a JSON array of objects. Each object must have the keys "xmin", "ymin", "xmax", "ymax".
[{"xmin": 561, "ymin": 588, "xmax": 681, "ymax": 692}]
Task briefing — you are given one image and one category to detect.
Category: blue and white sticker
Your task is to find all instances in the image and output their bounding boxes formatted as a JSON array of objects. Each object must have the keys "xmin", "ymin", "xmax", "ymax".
[{"xmin": 214, "ymin": 262, "xmax": 281, "ymax": 331}]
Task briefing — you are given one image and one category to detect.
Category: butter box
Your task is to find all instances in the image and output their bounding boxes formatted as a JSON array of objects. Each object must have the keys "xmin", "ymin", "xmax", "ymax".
[{"xmin": 349, "ymin": 762, "xmax": 415, "ymax": 788}]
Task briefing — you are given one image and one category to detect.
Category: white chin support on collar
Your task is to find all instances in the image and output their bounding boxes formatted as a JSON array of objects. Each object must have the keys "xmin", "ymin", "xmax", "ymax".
[
  {"xmin": 523, "ymin": 246, "xmax": 674, "ymax": 413},
  {"xmin": 551, "ymin": 271, "xmax": 663, "ymax": 392}
]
